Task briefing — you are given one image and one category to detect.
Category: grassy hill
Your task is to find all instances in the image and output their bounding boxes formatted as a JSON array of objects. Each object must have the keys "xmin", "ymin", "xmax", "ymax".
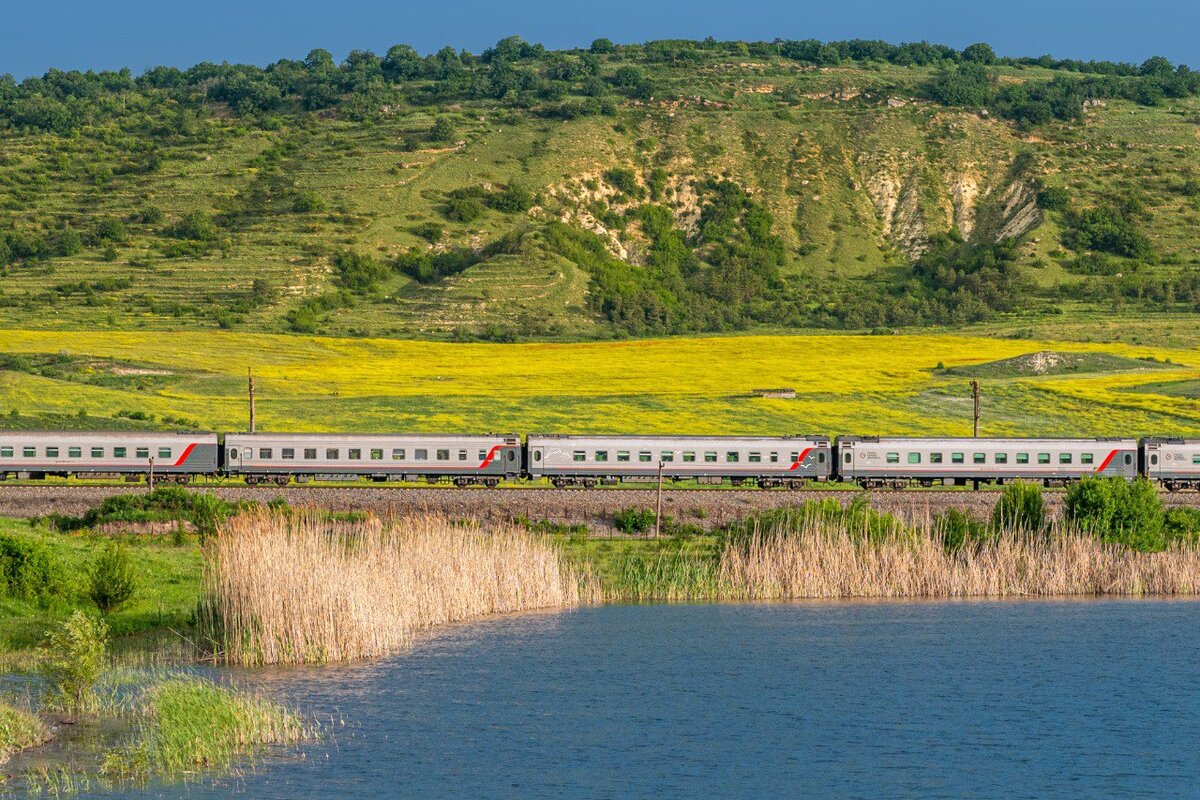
[{"xmin": 1, "ymin": 37, "xmax": 1200, "ymax": 344}]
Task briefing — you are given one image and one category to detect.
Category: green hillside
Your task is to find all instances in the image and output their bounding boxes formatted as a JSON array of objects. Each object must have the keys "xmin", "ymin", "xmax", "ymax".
[{"xmin": 2, "ymin": 37, "xmax": 1200, "ymax": 342}]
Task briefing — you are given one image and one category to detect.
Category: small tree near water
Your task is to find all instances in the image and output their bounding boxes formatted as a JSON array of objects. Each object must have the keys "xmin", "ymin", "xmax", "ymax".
[{"xmin": 41, "ymin": 611, "xmax": 108, "ymax": 713}]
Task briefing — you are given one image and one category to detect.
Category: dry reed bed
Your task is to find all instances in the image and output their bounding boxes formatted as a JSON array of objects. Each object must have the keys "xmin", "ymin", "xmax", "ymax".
[
  {"xmin": 200, "ymin": 511, "xmax": 593, "ymax": 665},
  {"xmin": 721, "ymin": 523, "xmax": 1200, "ymax": 599}
]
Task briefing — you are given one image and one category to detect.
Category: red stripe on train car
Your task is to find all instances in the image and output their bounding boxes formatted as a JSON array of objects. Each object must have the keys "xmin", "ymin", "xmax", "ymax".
[
  {"xmin": 477, "ymin": 444, "xmax": 504, "ymax": 469},
  {"xmin": 787, "ymin": 447, "xmax": 814, "ymax": 472},
  {"xmin": 1095, "ymin": 449, "xmax": 1120, "ymax": 473},
  {"xmin": 172, "ymin": 443, "xmax": 199, "ymax": 467}
]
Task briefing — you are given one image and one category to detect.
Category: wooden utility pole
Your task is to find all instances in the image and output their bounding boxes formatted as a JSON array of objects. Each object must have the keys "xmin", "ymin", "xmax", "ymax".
[
  {"xmin": 148, "ymin": 457, "xmax": 155, "ymax": 492},
  {"xmin": 655, "ymin": 461, "xmax": 664, "ymax": 538},
  {"xmin": 248, "ymin": 367, "xmax": 256, "ymax": 434},
  {"xmin": 971, "ymin": 380, "xmax": 980, "ymax": 438}
]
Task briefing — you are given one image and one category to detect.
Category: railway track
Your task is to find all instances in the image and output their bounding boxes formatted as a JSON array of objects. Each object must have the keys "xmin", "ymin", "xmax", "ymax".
[{"xmin": 4, "ymin": 484, "xmax": 1200, "ymax": 530}]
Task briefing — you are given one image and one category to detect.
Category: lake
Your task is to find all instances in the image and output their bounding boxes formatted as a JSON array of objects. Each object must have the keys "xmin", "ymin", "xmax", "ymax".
[{"xmin": 83, "ymin": 599, "xmax": 1200, "ymax": 798}]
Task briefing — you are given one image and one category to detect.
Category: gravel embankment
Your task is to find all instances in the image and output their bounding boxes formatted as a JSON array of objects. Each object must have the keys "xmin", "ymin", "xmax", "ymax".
[{"xmin": 4, "ymin": 484, "xmax": 1200, "ymax": 532}]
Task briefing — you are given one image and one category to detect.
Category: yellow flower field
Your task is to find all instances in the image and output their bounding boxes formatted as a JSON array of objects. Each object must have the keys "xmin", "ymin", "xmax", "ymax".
[{"xmin": 1, "ymin": 329, "xmax": 1199, "ymax": 436}]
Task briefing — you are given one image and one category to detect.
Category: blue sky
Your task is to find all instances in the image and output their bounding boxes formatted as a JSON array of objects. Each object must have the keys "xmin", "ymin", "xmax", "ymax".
[{"xmin": 2, "ymin": 0, "xmax": 1196, "ymax": 79}]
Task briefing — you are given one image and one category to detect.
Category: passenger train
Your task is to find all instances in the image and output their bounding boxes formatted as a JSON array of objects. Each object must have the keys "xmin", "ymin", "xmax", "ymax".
[{"xmin": 1, "ymin": 429, "xmax": 1198, "ymax": 490}]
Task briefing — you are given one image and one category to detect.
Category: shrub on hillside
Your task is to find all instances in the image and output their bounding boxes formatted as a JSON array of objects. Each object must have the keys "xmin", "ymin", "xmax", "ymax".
[{"xmin": 1064, "ymin": 477, "xmax": 1165, "ymax": 551}]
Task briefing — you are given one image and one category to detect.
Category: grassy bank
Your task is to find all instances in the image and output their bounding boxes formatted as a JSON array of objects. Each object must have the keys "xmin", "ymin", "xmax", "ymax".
[
  {"xmin": 199, "ymin": 510, "xmax": 595, "ymax": 665},
  {"xmin": 0, "ymin": 699, "xmax": 49, "ymax": 765}
]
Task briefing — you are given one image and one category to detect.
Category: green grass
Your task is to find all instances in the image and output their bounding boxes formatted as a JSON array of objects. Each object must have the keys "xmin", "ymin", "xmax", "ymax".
[
  {"xmin": 0, "ymin": 517, "xmax": 202, "ymax": 653},
  {"xmin": 0, "ymin": 699, "xmax": 49, "ymax": 764},
  {"xmin": 101, "ymin": 675, "xmax": 309, "ymax": 783}
]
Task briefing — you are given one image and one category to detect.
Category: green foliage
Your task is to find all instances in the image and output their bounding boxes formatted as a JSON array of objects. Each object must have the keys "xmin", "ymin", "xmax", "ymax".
[
  {"xmin": 0, "ymin": 532, "xmax": 64, "ymax": 601},
  {"xmin": 50, "ymin": 487, "xmax": 244, "ymax": 538},
  {"xmin": 602, "ymin": 167, "xmax": 644, "ymax": 198},
  {"xmin": 40, "ymin": 610, "xmax": 108, "ymax": 713},
  {"xmin": 938, "ymin": 509, "xmax": 992, "ymax": 553},
  {"xmin": 88, "ymin": 543, "xmax": 138, "ymax": 613},
  {"xmin": 721, "ymin": 497, "xmax": 907, "ymax": 545},
  {"xmin": 412, "ymin": 221, "xmax": 444, "ymax": 243},
  {"xmin": 429, "ymin": 116, "xmax": 456, "ymax": 143},
  {"xmin": 332, "ymin": 249, "xmax": 389, "ymax": 292},
  {"xmin": 1164, "ymin": 507, "xmax": 1200, "ymax": 544},
  {"xmin": 165, "ymin": 211, "xmax": 218, "ymax": 242},
  {"xmin": 1037, "ymin": 186, "xmax": 1071, "ymax": 212},
  {"xmin": 991, "ymin": 481, "xmax": 1047, "ymax": 531},
  {"xmin": 395, "ymin": 233, "xmax": 521, "ymax": 284},
  {"xmin": 612, "ymin": 507, "xmax": 657, "ymax": 534},
  {"xmin": 1062, "ymin": 202, "xmax": 1153, "ymax": 259},
  {"xmin": 1064, "ymin": 477, "xmax": 1166, "ymax": 551}
]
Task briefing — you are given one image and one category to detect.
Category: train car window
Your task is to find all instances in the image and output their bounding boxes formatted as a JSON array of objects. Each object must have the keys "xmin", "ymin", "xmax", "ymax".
[
  {"xmin": 705, "ymin": 452, "xmax": 718, "ymax": 463},
  {"xmin": 951, "ymin": 453, "xmax": 964, "ymax": 464},
  {"xmin": 259, "ymin": 448, "xmax": 272, "ymax": 459},
  {"xmin": 415, "ymin": 449, "xmax": 428, "ymax": 460},
  {"xmin": 92, "ymin": 447, "xmax": 104, "ymax": 458},
  {"xmin": 282, "ymin": 449, "xmax": 295, "ymax": 460},
  {"xmin": 392, "ymin": 449, "xmax": 405, "ymax": 460},
  {"xmin": 596, "ymin": 451, "xmax": 609, "ymax": 462},
  {"xmin": 533, "ymin": 451, "xmax": 542, "ymax": 462},
  {"xmin": 136, "ymin": 448, "xmax": 149, "ymax": 459},
  {"xmin": 639, "ymin": 452, "xmax": 653, "ymax": 462},
  {"xmin": 69, "ymin": 447, "xmax": 81, "ymax": 458},
  {"xmin": 930, "ymin": 453, "xmax": 943, "ymax": 463},
  {"xmin": 818, "ymin": 452, "xmax": 826, "ymax": 464},
  {"xmin": 662, "ymin": 452, "xmax": 676, "ymax": 462},
  {"xmin": 242, "ymin": 448, "xmax": 252, "ymax": 460},
  {"xmin": 1059, "ymin": 453, "xmax": 1072, "ymax": 464},
  {"xmin": 746, "ymin": 452, "xmax": 760, "ymax": 463},
  {"xmin": 573, "ymin": 451, "xmax": 586, "ymax": 462},
  {"xmin": 907, "ymin": 453, "xmax": 921, "ymax": 464},
  {"xmin": 1080, "ymin": 453, "xmax": 1094, "ymax": 465},
  {"xmin": 618, "ymin": 451, "xmax": 631, "ymax": 462},
  {"xmin": 886, "ymin": 453, "xmax": 899, "ymax": 464},
  {"xmin": 1194, "ymin": 455, "xmax": 1200, "ymax": 465},
  {"xmin": 995, "ymin": 453, "xmax": 1008, "ymax": 464},
  {"xmin": 349, "ymin": 449, "xmax": 362, "ymax": 460},
  {"xmin": 1017, "ymin": 453, "xmax": 1029, "ymax": 464},
  {"xmin": 158, "ymin": 447, "xmax": 171, "ymax": 459},
  {"xmin": 790, "ymin": 452, "xmax": 799, "ymax": 462},
  {"xmin": 458, "ymin": 450, "xmax": 468, "ymax": 461},
  {"xmin": 327, "ymin": 449, "xmax": 339, "ymax": 460},
  {"xmin": 23, "ymin": 446, "xmax": 35, "ymax": 458},
  {"xmin": 769, "ymin": 452, "xmax": 779, "ymax": 463},
  {"xmin": 0, "ymin": 447, "xmax": 11, "ymax": 458},
  {"xmin": 46, "ymin": 447, "xmax": 59, "ymax": 457},
  {"xmin": 726, "ymin": 452, "xmax": 740, "ymax": 463},
  {"xmin": 844, "ymin": 452, "xmax": 852, "ymax": 464},
  {"xmin": 436, "ymin": 449, "xmax": 450, "ymax": 461},
  {"xmin": 1125, "ymin": 454, "xmax": 1133, "ymax": 466},
  {"xmin": 1038, "ymin": 453, "xmax": 1050, "ymax": 464},
  {"xmin": 973, "ymin": 453, "xmax": 985, "ymax": 464},
  {"xmin": 478, "ymin": 450, "xmax": 488, "ymax": 460},
  {"xmin": 371, "ymin": 449, "xmax": 383, "ymax": 460},
  {"xmin": 682, "ymin": 452, "xmax": 695, "ymax": 462},
  {"xmin": 304, "ymin": 448, "xmax": 317, "ymax": 459},
  {"xmin": 1149, "ymin": 454, "xmax": 1158, "ymax": 466}
]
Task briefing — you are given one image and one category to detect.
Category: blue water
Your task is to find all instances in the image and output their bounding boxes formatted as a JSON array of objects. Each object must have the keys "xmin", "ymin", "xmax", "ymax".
[{"xmin": 83, "ymin": 600, "xmax": 1200, "ymax": 798}]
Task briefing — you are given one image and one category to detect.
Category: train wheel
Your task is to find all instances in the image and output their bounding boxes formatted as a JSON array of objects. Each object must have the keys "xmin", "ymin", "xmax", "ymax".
[
  {"xmin": 552, "ymin": 478, "xmax": 567, "ymax": 489},
  {"xmin": 274, "ymin": 475, "xmax": 289, "ymax": 487}
]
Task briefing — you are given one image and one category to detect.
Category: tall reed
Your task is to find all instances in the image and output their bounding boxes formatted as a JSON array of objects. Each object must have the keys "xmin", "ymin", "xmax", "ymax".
[
  {"xmin": 719, "ymin": 519, "xmax": 1200, "ymax": 600},
  {"xmin": 199, "ymin": 511, "xmax": 594, "ymax": 665}
]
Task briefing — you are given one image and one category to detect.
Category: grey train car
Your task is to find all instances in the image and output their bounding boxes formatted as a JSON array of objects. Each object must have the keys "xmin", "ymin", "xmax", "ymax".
[
  {"xmin": 222, "ymin": 432, "xmax": 522, "ymax": 486},
  {"xmin": 525, "ymin": 434, "xmax": 832, "ymax": 488},
  {"xmin": 1143, "ymin": 438, "xmax": 1200, "ymax": 491},
  {"xmin": 0, "ymin": 431, "xmax": 218, "ymax": 481},
  {"xmin": 837, "ymin": 436, "xmax": 1139, "ymax": 489}
]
